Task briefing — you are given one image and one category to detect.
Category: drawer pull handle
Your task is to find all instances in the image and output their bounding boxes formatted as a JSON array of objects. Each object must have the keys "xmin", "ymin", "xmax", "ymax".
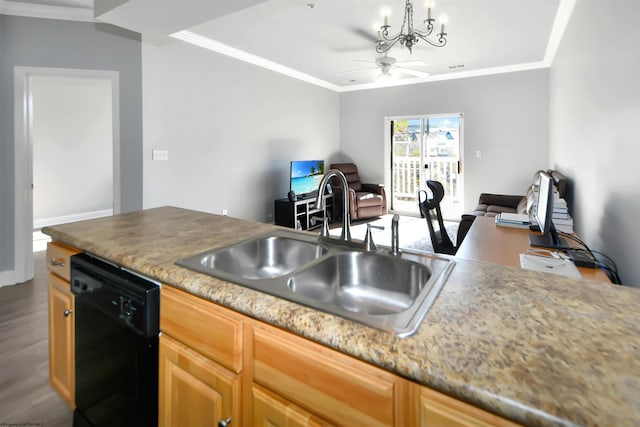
[
  {"xmin": 50, "ymin": 258, "xmax": 65, "ymax": 267},
  {"xmin": 218, "ymin": 418, "xmax": 231, "ymax": 427},
  {"xmin": 63, "ymin": 309, "xmax": 73, "ymax": 317}
]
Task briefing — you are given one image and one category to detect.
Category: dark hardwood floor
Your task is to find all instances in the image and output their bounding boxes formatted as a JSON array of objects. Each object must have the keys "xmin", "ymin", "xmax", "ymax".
[{"xmin": 0, "ymin": 251, "xmax": 73, "ymax": 426}]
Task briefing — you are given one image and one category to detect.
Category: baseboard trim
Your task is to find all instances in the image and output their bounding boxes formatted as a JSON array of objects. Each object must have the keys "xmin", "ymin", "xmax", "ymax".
[
  {"xmin": 34, "ymin": 209, "xmax": 113, "ymax": 230},
  {"xmin": 0, "ymin": 270, "xmax": 23, "ymax": 287}
]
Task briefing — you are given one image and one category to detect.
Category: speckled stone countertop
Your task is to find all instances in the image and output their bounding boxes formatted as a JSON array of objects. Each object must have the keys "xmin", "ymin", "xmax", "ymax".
[{"xmin": 43, "ymin": 206, "xmax": 640, "ymax": 427}]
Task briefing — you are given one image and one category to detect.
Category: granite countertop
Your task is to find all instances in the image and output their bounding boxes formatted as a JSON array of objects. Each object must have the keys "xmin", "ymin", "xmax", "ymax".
[{"xmin": 43, "ymin": 206, "xmax": 640, "ymax": 427}]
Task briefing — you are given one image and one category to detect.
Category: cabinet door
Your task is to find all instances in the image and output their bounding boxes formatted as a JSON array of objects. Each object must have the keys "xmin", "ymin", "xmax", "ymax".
[
  {"xmin": 159, "ymin": 334, "xmax": 240, "ymax": 427},
  {"xmin": 48, "ymin": 273, "xmax": 75, "ymax": 408},
  {"xmin": 414, "ymin": 385, "xmax": 521, "ymax": 427},
  {"xmin": 252, "ymin": 385, "xmax": 331, "ymax": 427}
]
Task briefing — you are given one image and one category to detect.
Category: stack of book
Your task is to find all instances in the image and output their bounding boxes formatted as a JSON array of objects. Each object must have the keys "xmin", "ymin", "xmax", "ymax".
[
  {"xmin": 530, "ymin": 187, "xmax": 574, "ymax": 233},
  {"xmin": 495, "ymin": 212, "xmax": 531, "ymax": 229},
  {"xmin": 552, "ymin": 198, "xmax": 573, "ymax": 233}
]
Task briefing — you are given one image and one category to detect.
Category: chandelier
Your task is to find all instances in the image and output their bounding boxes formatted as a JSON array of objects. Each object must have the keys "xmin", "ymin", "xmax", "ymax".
[{"xmin": 376, "ymin": 0, "xmax": 449, "ymax": 55}]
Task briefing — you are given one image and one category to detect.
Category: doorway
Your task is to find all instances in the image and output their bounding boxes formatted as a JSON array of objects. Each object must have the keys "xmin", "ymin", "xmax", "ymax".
[
  {"xmin": 11, "ymin": 67, "xmax": 120, "ymax": 284},
  {"xmin": 387, "ymin": 114, "xmax": 463, "ymax": 220}
]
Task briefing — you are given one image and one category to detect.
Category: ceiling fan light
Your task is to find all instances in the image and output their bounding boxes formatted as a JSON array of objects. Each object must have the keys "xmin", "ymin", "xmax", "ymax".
[{"xmin": 377, "ymin": 71, "xmax": 394, "ymax": 82}]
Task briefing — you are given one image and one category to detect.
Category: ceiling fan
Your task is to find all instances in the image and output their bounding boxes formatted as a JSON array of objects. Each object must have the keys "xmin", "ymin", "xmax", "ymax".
[{"xmin": 340, "ymin": 53, "xmax": 430, "ymax": 80}]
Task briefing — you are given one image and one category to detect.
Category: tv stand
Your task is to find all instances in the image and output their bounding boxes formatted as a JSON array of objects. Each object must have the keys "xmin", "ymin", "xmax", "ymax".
[{"xmin": 274, "ymin": 194, "xmax": 334, "ymax": 231}]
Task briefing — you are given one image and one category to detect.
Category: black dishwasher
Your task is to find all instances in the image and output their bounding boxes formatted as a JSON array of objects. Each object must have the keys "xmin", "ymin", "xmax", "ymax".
[{"xmin": 70, "ymin": 253, "xmax": 160, "ymax": 427}]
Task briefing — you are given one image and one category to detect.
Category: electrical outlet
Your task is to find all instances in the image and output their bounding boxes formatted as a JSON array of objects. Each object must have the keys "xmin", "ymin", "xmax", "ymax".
[
  {"xmin": 152, "ymin": 149, "xmax": 168, "ymax": 161},
  {"xmin": 222, "ymin": 209, "xmax": 228, "ymax": 216},
  {"xmin": 475, "ymin": 150, "xmax": 482, "ymax": 158}
]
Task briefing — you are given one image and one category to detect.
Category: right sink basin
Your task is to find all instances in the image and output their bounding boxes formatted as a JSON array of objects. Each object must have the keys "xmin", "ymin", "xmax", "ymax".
[
  {"xmin": 286, "ymin": 250, "xmax": 455, "ymax": 336},
  {"xmin": 287, "ymin": 251, "xmax": 431, "ymax": 315}
]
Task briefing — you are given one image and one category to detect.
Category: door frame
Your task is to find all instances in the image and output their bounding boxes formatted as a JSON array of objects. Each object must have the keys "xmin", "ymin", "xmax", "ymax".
[
  {"xmin": 9, "ymin": 66, "xmax": 120, "ymax": 285},
  {"xmin": 384, "ymin": 113, "xmax": 464, "ymax": 219}
]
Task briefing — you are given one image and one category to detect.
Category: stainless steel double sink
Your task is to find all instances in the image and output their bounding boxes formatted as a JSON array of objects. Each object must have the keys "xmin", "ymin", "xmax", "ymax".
[{"xmin": 177, "ymin": 229, "xmax": 455, "ymax": 337}]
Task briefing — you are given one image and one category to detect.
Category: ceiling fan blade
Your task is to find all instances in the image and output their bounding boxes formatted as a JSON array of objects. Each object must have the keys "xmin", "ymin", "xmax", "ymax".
[
  {"xmin": 395, "ymin": 67, "xmax": 430, "ymax": 78},
  {"xmin": 349, "ymin": 27, "xmax": 379, "ymax": 44},
  {"xmin": 332, "ymin": 46, "xmax": 371, "ymax": 53},
  {"xmin": 339, "ymin": 66, "xmax": 377, "ymax": 74},
  {"xmin": 395, "ymin": 60, "xmax": 426, "ymax": 67}
]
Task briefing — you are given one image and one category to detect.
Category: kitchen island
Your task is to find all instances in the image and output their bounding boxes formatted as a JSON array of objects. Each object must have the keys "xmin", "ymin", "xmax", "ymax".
[{"xmin": 43, "ymin": 206, "xmax": 640, "ymax": 426}]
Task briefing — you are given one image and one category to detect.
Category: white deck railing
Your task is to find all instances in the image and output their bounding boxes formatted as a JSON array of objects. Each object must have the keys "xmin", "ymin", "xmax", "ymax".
[{"xmin": 392, "ymin": 157, "xmax": 460, "ymax": 214}]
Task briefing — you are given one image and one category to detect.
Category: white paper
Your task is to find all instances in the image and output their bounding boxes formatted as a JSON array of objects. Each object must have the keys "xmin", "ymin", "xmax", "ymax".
[{"xmin": 519, "ymin": 254, "xmax": 582, "ymax": 279}]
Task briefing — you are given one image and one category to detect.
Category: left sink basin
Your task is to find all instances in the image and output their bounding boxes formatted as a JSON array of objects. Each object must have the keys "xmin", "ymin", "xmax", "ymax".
[{"xmin": 177, "ymin": 230, "xmax": 327, "ymax": 280}]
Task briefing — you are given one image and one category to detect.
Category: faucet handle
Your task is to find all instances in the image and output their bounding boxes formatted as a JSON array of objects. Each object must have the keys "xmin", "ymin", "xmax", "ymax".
[
  {"xmin": 363, "ymin": 224, "xmax": 381, "ymax": 251},
  {"xmin": 364, "ymin": 224, "xmax": 376, "ymax": 251},
  {"xmin": 321, "ymin": 217, "xmax": 330, "ymax": 238},
  {"xmin": 390, "ymin": 214, "xmax": 401, "ymax": 256}
]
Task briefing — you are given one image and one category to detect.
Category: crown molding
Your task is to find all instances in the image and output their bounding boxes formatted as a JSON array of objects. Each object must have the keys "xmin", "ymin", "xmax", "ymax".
[
  {"xmin": 339, "ymin": 62, "xmax": 550, "ymax": 92},
  {"xmin": 171, "ymin": 31, "xmax": 342, "ymax": 93},
  {"xmin": 543, "ymin": 0, "xmax": 576, "ymax": 65},
  {"xmin": 0, "ymin": 0, "xmax": 94, "ymax": 22}
]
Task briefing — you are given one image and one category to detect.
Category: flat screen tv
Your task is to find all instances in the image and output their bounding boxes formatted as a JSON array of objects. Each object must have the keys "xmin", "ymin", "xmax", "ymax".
[
  {"xmin": 528, "ymin": 171, "xmax": 569, "ymax": 249},
  {"xmin": 290, "ymin": 160, "xmax": 325, "ymax": 199}
]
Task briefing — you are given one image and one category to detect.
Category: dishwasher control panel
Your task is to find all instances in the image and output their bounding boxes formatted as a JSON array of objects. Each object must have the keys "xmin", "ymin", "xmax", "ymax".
[{"xmin": 70, "ymin": 253, "xmax": 160, "ymax": 337}]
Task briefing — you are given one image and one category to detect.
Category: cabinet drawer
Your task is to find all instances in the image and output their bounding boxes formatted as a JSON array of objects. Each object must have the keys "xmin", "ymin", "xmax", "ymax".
[
  {"xmin": 46, "ymin": 242, "xmax": 80, "ymax": 281},
  {"xmin": 160, "ymin": 286, "xmax": 243, "ymax": 373},
  {"xmin": 253, "ymin": 323, "xmax": 398, "ymax": 427},
  {"xmin": 414, "ymin": 385, "xmax": 522, "ymax": 427}
]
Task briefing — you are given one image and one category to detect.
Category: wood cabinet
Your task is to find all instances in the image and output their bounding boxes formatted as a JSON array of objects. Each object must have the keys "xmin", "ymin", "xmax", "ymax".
[
  {"xmin": 46, "ymin": 241, "xmax": 79, "ymax": 409},
  {"xmin": 160, "ymin": 286, "xmax": 242, "ymax": 427},
  {"xmin": 412, "ymin": 385, "xmax": 520, "ymax": 427},
  {"xmin": 253, "ymin": 322, "xmax": 402, "ymax": 427},
  {"xmin": 252, "ymin": 385, "xmax": 330, "ymax": 427},
  {"xmin": 160, "ymin": 286, "xmax": 521, "ymax": 427},
  {"xmin": 159, "ymin": 334, "xmax": 240, "ymax": 427}
]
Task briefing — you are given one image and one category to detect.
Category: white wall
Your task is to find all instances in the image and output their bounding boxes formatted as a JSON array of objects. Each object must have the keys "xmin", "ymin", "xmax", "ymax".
[
  {"xmin": 142, "ymin": 39, "xmax": 340, "ymax": 222},
  {"xmin": 339, "ymin": 70, "xmax": 550, "ymax": 213},
  {"xmin": 32, "ymin": 75, "xmax": 113, "ymax": 225},
  {"xmin": 550, "ymin": 0, "xmax": 640, "ymax": 286}
]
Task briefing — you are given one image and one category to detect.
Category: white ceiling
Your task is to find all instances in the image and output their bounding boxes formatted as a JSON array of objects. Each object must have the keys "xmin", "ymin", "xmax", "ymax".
[{"xmin": 1, "ymin": 0, "xmax": 574, "ymax": 92}]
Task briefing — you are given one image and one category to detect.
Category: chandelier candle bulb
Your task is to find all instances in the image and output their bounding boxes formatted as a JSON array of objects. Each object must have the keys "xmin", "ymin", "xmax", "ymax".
[{"xmin": 439, "ymin": 15, "xmax": 448, "ymax": 34}]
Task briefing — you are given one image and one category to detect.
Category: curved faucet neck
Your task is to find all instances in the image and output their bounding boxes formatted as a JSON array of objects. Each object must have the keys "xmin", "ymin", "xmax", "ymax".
[{"xmin": 316, "ymin": 169, "xmax": 351, "ymax": 242}]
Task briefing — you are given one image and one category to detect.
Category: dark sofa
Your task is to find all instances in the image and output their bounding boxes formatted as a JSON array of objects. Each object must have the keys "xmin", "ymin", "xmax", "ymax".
[{"xmin": 470, "ymin": 170, "xmax": 570, "ymax": 218}]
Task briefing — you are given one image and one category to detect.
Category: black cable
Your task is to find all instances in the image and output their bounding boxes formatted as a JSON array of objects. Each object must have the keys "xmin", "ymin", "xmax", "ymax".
[
  {"xmin": 597, "ymin": 262, "xmax": 622, "ymax": 284},
  {"xmin": 590, "ymin": 250, "xmax": 618, "ymax": 271},
  {"xmin": 559, "ymin": 232, "xmax": 596, "ymax": 258},
  {"xmin": 558, "ymin": 231, "xmax": 622, "ymax": 284}
]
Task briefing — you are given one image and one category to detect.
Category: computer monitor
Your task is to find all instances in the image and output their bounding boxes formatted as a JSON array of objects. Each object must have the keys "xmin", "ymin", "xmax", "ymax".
[{"xmin": 528, "ymin": 171, "xmax": 569, "ymax": 249}]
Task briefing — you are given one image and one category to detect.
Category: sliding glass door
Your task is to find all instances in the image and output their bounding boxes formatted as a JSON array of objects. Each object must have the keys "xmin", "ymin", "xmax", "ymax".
[{"xmin": 390, "ymin": 114, "xmax": 463, "ymax": 220}]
